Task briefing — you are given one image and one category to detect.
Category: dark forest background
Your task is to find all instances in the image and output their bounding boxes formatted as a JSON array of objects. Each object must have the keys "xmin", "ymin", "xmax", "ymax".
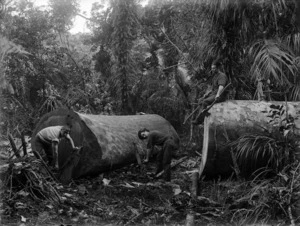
[{"xmin": 1, "ymin": 0, "xmax": 300, "ymax": 137}]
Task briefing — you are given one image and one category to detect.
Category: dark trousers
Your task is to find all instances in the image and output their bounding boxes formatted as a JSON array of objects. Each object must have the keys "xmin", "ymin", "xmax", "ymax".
[
  {"xmin": 193, "ymin": 93, "xmax": 226, "ymax": 123},
  {"xmin": 202, "ymin": 93, "xmax": 226, "ymax": 108},
  {"xmin": 34, "ymin": 136, "xmax": 54, "ymax": 166},
  {"xmin": 156, "ymin": 139, "xmax": 177, "ymax": 181}
]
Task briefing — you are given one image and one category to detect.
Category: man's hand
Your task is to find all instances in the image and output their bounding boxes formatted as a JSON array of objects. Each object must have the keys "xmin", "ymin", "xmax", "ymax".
[
  {"xmin": 144, "ymin": 148, "xmax": 152, "ymax": 163},
  {"xmin": 65, "ymin": 133, "xmax": 72, "ymax": 140},
  {"xmin": 198, "ymin": 97, "xmax": 204, "ymax": 105},
  {"xmin": 72, "ymin": 146, "xmax": 82, "ymax": 154},
  {"xmin": 215, "ymin": 96, "xmax": 220, "ymax": 101}
]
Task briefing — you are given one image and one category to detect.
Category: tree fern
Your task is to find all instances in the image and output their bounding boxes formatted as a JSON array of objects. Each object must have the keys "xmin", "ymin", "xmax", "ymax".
[{"xmin": 110, "ymin": 0, "xmax": 140, "ymax": 114}]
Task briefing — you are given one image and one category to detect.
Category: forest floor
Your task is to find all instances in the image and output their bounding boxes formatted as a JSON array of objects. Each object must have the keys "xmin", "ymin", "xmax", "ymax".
[
  {"xmin": 1, "ymin": 158, "xmax": 234, "ymax": 226},
  {"xmin": 0, "ymin": 137, "xmax": 287, "ymax": 226}
]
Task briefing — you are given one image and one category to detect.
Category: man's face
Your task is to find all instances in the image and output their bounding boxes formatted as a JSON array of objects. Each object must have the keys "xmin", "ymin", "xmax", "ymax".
[
  {"xmin": 141, "ymin": 131, "xmax": 148, "ymax": 139},
  {"xmin": 61, "ymin": 130, "xmax": 70, "ymax": 137},
  {"xmin": 211, "ymin": 64, "xmax": 217, "ymax": 74}
]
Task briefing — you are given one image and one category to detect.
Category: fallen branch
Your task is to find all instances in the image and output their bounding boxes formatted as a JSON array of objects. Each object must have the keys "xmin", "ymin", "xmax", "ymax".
[
  {"xmin": 125, "ymin": 212, "xmax": 143, "ymax": 226},
  {"xmin": 8, "ymin": 133, "xmax": 20, "ymax": 158},
  {"xmin": 195, "ymin": 151, "xmax": 201, "ymax": 157},
  {"xmin": 33, "ymin": 150, "xmax": 58, "ymax": 182},
  {"xmin": 155, "ymin": 156, "xmax": 188, "ymax": 178},
  {"xmin": 3, "ymin": 156, "xmax": 61, "ymax": 203}
]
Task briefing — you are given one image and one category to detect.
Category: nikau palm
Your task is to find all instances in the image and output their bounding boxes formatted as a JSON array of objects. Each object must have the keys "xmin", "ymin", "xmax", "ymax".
[{"xmin": 176, "ymin": 0, "xmax": 300, "ymax": 101}]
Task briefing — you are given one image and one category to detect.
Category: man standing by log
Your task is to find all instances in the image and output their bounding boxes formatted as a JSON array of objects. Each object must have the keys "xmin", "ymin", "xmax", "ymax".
[
  {"xmin": 34, "ymin": 125, "xmax": 78, "ymax": 169},
  {"xmin": 192, "ymin": 61, "xmax": 228, "ymax": 125},
  {"xmin": 138, "ymin": 128, "xmax": 179, "ymax": 181}
]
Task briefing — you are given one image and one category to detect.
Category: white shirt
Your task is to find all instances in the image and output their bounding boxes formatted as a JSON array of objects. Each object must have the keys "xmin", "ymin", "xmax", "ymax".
[{"xmin": 37, "ymin": 126, "xmax": 63, "ymax": 143}]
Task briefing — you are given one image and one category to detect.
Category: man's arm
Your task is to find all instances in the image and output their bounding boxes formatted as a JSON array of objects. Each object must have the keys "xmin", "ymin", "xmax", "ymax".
[
  {"xmin": 215, "ymin": 72, "xmax": 227, "ymax": 99},
  {"xmin": 144, "ymin": 147, "xmax": 153, "ymax": 163},
  {"xmin": 215, "ymin": 85, "xmax": 224, "ymax": 98},
  {"xmin": 65, "ymin": 134, "xmax": 77, "ymax": 149},
  {"xmin": 203, "ymin": 85, "xmax": 212, "ymax": 98},
  {"xmin": 144, "ymin": 134, "xmax": 154, "ymax": 163}
]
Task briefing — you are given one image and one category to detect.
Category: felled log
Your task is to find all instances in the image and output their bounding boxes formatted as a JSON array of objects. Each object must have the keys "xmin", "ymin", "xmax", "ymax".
[
  {"xmin": 31, "ymin": 108, "xmax": 180, "ymax": 179},
  {"xmin": 198, "ymin": 100, "xmax": 300, "ymax": 178}
]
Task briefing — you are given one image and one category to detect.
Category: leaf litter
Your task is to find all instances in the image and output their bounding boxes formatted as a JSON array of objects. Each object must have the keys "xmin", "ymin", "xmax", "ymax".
[
  {"xmin": 2, "ymin": 146, "xmax": 292, "ymax": 225},
  {"xmin": 1, "ymin": 152, "xmax": 228, "ymax": 225}
]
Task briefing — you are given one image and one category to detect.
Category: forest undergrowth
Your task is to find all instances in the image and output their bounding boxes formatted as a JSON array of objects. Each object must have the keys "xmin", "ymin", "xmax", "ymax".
[{"xmin": 1, "ymin": 135, "xmax": 299, "ymax": 226}]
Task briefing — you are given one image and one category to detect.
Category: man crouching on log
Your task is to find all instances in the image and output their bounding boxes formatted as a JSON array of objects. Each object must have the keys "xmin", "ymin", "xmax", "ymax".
[
  {"xmin": 138, "ymin": 128, "xmax": 179, "ymax": 181},
  {"xmin": 34, "ymin": 125, "xmax": 78, "ymax": 169}
]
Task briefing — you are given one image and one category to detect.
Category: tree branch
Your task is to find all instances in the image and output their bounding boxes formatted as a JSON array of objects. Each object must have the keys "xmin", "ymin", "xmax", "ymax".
[
  {"xmin": 8, "ymin": 133, "xmax": 20, "ymax": 158},
  {"xmin": 160, "ymin": 24, "xmax": 198, "ymax": 73},
  {"xmin": 76, "ymin": 13, "xmax": 97, "ymax": 22}
]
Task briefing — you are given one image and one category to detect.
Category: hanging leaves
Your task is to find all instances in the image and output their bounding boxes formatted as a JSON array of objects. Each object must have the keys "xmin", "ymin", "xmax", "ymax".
[{"xmin": 0, "ymin": 35, "xmax": 30, "ymax": 88}]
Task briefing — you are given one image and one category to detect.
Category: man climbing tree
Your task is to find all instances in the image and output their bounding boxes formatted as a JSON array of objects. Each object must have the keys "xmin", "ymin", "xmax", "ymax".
[{"xmin": 138, "ymin": 128, "xmax": 179, "ymax": 181}]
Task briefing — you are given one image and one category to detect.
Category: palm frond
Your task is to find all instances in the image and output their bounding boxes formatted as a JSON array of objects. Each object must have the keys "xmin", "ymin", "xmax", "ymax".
[
  {"xmin": 231, "ymin": 132, "xmax": 293, "ymax": 176},
  {"xmin": 284, "ymin": 33, "xmax": 300, "ymax": 55},
  {"xmin": 248, "ymin": 39, "xmax": 297, "ymax": 86},
  {"xmin": 290, "ymin": 86, "xmax": 300, "ymax": 100}
]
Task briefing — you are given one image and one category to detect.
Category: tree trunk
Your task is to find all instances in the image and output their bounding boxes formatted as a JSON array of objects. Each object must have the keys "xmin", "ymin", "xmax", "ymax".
[
  {"xmin": 198, "ymin": 100, "xmax": 300, "ymax": 178},
  {"xmin": 31, "ymin": 108, "xmax": 180, "ymax": 179}
]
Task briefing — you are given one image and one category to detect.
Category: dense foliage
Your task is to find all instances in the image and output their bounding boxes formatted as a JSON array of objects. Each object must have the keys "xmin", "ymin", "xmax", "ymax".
[
  {"xmin": 1, "ymin": 0, "xmax": 299, "ymax": 137},
  {"xmin": 1, "ymin": 0, "xmax": 300, "ymax": 224}
]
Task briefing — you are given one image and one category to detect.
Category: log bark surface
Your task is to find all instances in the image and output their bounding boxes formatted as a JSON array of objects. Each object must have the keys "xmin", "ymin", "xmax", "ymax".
[
  {"xmin": 199, "ymin": 100, "xmax": 300, "ymax": 178},
  {"xmin": 31, "ymin": 108, "xmax": 179, "ymax": 179}
]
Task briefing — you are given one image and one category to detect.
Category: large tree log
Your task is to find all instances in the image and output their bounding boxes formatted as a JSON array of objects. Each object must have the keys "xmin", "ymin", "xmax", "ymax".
[
  {"xmin": 31, "ymin": 108, "xmax": 180, "ymax": 179},
  {"xmin": 199, "ymin": 100, "xmax": 300, "ymax": 178}
]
